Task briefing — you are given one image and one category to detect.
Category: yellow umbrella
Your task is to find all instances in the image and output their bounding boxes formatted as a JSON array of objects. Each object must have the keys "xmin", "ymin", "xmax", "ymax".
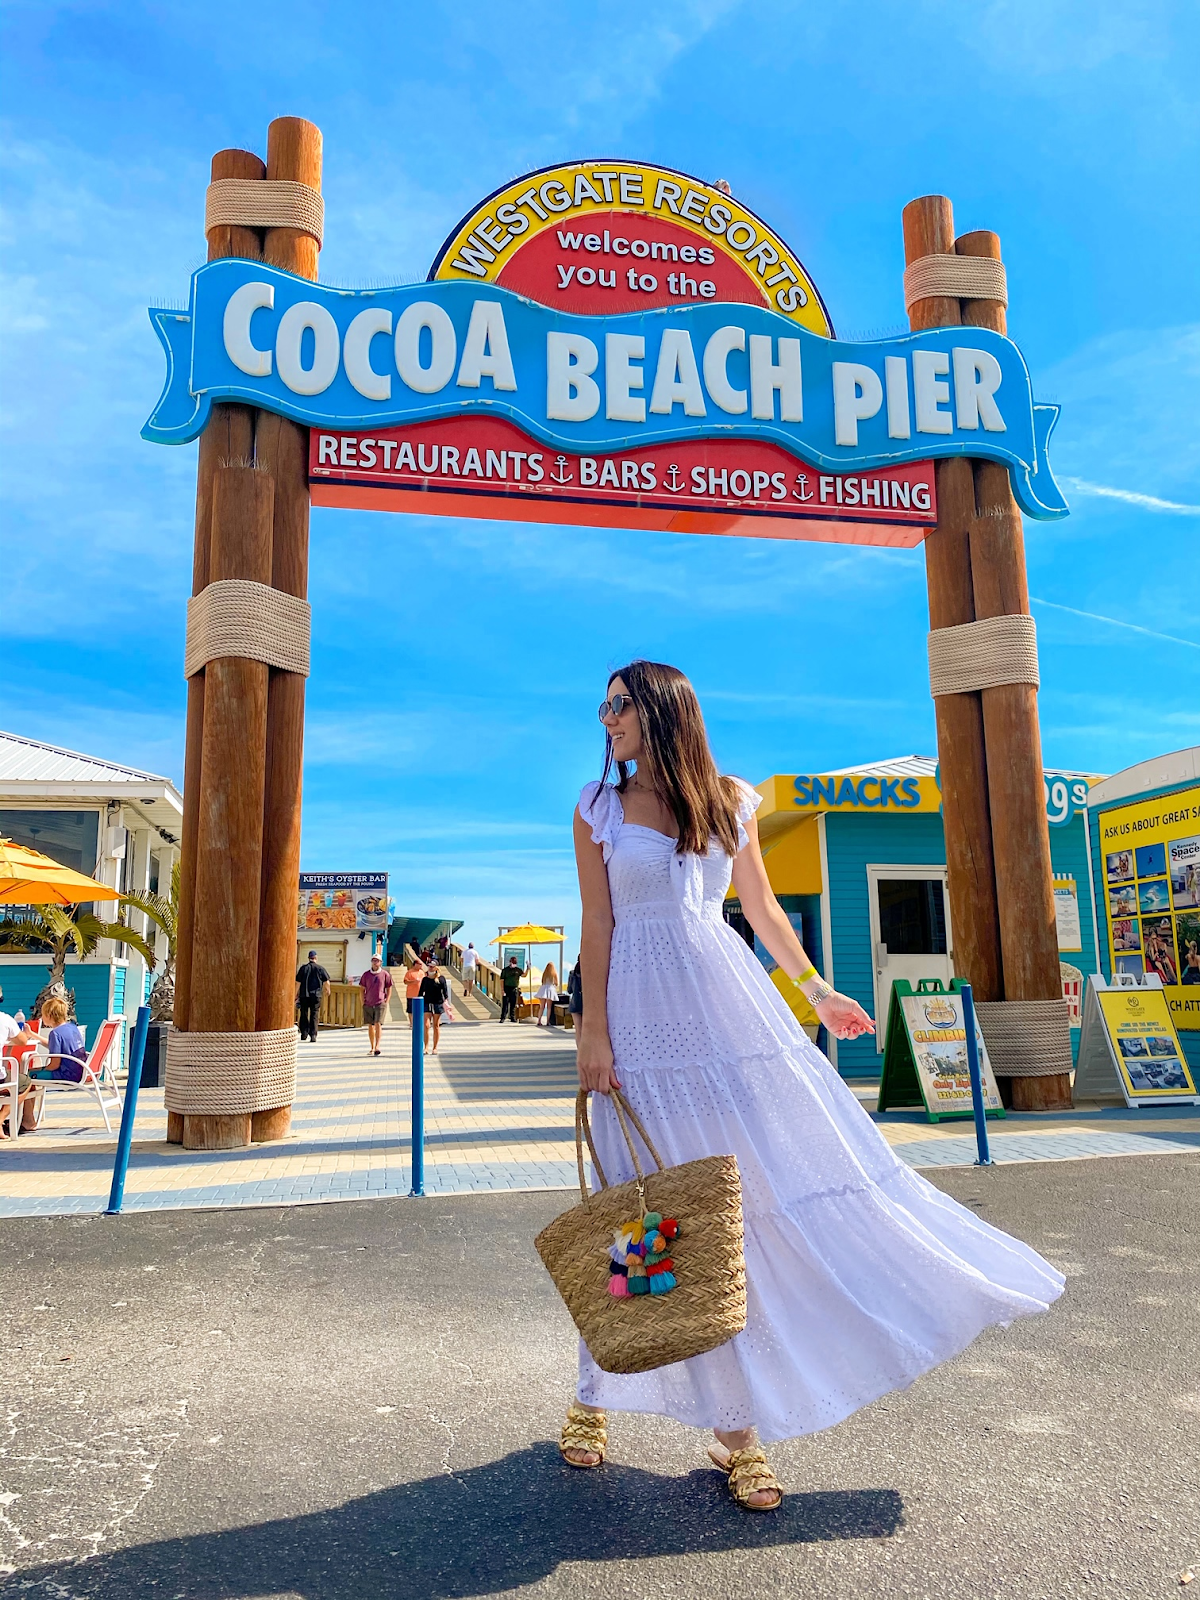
[
  {"xmin": 490, "ymin": 923, "xmax": 566, "ymax": 946},
  {"xmin": 491, "ymin": 923, "xmax": 566, "ymax": 1001},
  {"xmin": 0, "ymin": 838, "xmax": 122, "ymax": 906}
]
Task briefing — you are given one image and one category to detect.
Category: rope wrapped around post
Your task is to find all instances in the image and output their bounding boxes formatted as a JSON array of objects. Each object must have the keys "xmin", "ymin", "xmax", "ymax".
[
  {"xmin": 184, "ymin": 579, "xmax": 312, "ymax": 679},
  {"xmin": 165, "ymin": 1026, "xmax": 297, "ymax": 1116},
  {"xmin": 903, "ymin": 252, "xmax": 1007, "ymax": 310},
  {"xmin": 927, "ymin": 613, "xmax": 1040, "ymax": 697},
  {"xmin": 205, "ymin": 179, "xmax": 324, "ymax": 244},
  {"xmin": 975, "ymin": 999, "xmax": 1074, "ymax": 1078}
]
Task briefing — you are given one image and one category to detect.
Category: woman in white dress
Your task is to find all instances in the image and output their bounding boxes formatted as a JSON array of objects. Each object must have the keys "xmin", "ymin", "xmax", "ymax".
[
  {"xmin": 559, "ymin": 660, "xmax": 1065, "ymax": 1510},
  {"xmin": 535, "ymin": 963, "xmax": 560, "ymax": 1027}
]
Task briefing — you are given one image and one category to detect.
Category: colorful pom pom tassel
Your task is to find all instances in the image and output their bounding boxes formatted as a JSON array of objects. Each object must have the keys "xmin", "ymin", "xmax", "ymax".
[
  {"xmin": 646, "ymin": 1257, "xmax": 674, "ymax": 1275},
  {"xmin": 642, "ymin": 1212, "xmax": 662, "ymax": 1229},
  {"xmin": 648, "ymin": 1272, "xmax": 676, "ymax": 1295},
  {"xmin": 628, "ymin": 1274, "xmax": 650, "ymax": 1294},
  {"xmin": 661, "ymin": 1219, "xmax": 679, "ymax": 1239},
  {"xmin": 608, "ymin": 1275, "xmax": 631, "ymax": 1297}
]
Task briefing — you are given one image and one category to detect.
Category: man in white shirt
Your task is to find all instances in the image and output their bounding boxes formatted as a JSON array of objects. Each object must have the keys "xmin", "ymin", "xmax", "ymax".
[{"xmin": 462, "ymin": 942, "xmax": 479, "ymax": 998}]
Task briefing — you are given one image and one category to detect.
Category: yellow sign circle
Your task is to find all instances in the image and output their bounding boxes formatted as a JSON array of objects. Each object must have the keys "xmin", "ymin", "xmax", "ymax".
[{"xmin": 430, "ymin": 159, "xmax": 832, "ymax": 336}]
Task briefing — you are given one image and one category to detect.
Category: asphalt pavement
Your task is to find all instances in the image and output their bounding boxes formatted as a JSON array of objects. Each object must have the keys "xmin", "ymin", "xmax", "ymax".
[{"xmin": 1, "ymin": 1153, "xmax": 1197, "ymax": 1598}]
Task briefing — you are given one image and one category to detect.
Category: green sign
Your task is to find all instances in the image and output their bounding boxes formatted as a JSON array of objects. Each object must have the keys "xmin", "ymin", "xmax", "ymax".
[{"xmin": 878, "ymin": 978, "xmax": 1006, "ymax": 1124}]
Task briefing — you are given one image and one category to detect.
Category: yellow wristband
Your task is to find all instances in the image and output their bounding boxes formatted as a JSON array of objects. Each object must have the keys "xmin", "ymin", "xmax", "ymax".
[{"xmin": 796, "ymin": 964, "xmax": 818, "ymax": 986}]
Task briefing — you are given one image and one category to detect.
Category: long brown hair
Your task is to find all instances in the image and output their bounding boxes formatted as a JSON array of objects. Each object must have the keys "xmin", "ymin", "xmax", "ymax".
[{"xmin": 600, "ymin": 660, "xmax": 741, "ymax": 857}]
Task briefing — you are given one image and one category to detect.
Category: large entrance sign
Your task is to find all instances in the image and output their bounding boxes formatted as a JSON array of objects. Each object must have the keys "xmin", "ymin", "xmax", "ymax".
[
  {"xmin": 150, "ymin": 122, "xmax": 1076, "ymax": 1151},
  {"xmin": 146, "ymin": 160, "xmax": 1065, "ymax": 548}
]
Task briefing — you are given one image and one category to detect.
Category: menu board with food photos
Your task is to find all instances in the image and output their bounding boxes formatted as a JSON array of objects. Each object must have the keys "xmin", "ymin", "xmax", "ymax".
[
  {"xmin": 1098, "ymin": 783, "xmax": 1200, "ymax": 1034},
  {"xmin": 297, "ymin": 873, "xmax": 389, "ymax": 932}
]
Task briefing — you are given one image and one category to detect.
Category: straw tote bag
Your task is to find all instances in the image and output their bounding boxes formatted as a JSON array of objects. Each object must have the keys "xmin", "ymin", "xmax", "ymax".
[{"xmin": 534, "ymin": 1090, "xmax": 747, "ymax": 1375}]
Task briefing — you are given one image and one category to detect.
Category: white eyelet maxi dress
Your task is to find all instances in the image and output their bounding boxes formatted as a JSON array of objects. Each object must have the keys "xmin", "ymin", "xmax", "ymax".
[{"xmin": 576, "ymin": 779, "xmax": 1064, "ymax": 1444}]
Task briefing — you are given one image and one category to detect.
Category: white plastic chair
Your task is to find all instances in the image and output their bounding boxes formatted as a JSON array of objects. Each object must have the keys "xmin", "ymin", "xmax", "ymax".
[
  {"xmin": 30, "ymin": 1015, "xmax": 125, "ymax": 1133},
  {"xmin": 2, "ymin": 1052, "xmax": 21, "ymax": 1137}
]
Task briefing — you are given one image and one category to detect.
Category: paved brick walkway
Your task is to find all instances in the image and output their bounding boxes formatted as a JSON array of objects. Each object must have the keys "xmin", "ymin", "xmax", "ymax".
[{"xmin": 1, "ymin": 975, "xmax": 1196, "ymax": 1217}]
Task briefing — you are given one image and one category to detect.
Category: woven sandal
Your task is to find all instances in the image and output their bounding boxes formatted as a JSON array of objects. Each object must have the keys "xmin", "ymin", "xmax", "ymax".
[
  {"xmin": 708, "ymin": 1444, "xmax": 783, "ymax": 1511},
  {"xmin": 560, "ymin": 1401, "xmax": 607, "ymax": 1468}
]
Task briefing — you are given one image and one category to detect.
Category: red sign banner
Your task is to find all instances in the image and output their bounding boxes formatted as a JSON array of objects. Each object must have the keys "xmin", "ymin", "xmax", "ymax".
[{"xmin": 309, "ymin": 417, "xmax": 936, "ymax": 548}]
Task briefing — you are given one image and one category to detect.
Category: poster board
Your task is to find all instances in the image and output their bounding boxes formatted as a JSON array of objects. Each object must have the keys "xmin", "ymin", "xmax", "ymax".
[
  {"xmin": 878, "ymin": 978, "xmax": 1005, "ymax": 1122},
  {"xmin": 1095, "ymin": 782, "xmax": 1200, "ymax": 1035},
  {"xmin": 298, "ymin": 872, "xmax": 389, "ymax": 933},
  {"xmin": 1074, "ymin": 973, "xmax": 1199, "ymax": 1106},
  {"xmin": 1053, "ymin": 876, "xmax": 1083, "ymax": 953}
]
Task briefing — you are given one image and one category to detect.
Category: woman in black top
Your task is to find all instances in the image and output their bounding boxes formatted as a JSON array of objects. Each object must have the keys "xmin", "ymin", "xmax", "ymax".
[{"xmin": 418, "ymin": 963, "xmax": 450, "ymax": 1055}]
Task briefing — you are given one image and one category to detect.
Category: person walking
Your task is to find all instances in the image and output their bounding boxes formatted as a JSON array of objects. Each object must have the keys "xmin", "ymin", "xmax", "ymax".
[
  {"xmin": 462, "ymin": 942, "xmax": 479, "ymax": 998},
  {"xmin": 558, "ymin": 660, "xmax": 1064, "ymax": 1509},
  {"xmin": 535, "ymin": 962, "xmax": 559, "ymax": 1027},
  {"xmin": 499, "ymin": 955, "xmax": 525, "ymax": 1023},
  {"xmin": 403, "ymin": 956, "xmax": 427, "ymax": 1029},
  {"xmin": 419, "ymin": 962, "xmax": 449, "ymax": 1055},
  {"xmin": 359, "ymin": 953, "xmax": 393, "ymax": 1057},
  {"xmin": 566, "ymin": 958, "xmax": 583, "ymax": 1035},
  {"xmin": 295, "ymin": 951, "xmax": 330, "ymax": 1042}
]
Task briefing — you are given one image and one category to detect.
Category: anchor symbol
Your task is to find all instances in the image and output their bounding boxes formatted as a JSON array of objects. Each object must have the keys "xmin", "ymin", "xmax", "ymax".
[
  {"xmin": 793, "ymin": 472, "xmax": 815, "ymax": 502},
  {"xmin": 663, "ymin": 464, "xmax": 684, "ymax": 492},
  {"xmin": 551, "ymin": 455, "xmax": 573, "ymax": 485}
]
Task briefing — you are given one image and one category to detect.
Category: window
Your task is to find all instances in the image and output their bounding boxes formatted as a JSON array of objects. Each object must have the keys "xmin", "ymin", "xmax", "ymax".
[
  {"xmin": 722, "ymin": 899, "xmax": 755, "ymax": 949},
  {"xmin": 0, "ymin": 809, "xmax": 99, "ymax": 875},
  {"xmin": 877, "ymin": 878, "xmax": 947, "ymax": 955}
]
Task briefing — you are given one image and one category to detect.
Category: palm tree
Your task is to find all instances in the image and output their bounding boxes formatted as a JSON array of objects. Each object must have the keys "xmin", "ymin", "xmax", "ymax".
[
  {"xmin": 120, "ymin": 860, "xmax": 180, "ymax": 1021},
  {"xmin": 4, "ymin": 905, "xmax": 156, "ymax": 1020}
]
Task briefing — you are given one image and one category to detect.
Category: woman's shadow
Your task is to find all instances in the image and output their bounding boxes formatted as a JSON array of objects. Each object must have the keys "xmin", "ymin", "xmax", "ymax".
[{"xmin": 15, "ymin": 1445, "xmax": 903, "ymax": 1599}]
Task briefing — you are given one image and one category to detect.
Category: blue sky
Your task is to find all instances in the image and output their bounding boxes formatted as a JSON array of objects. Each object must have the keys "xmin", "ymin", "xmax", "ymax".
[{"xmin": 2, "ymin": 0, "xmax": 1197, "ymax": 960}]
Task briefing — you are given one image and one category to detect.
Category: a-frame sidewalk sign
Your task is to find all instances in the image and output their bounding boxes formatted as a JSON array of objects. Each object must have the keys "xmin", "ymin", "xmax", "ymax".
[
  {"xmin": 1073, "ymin": 972, "xmax": 1199, "ymax": 1107},
  {"xmin": 878, "ymin": 977, "xmax": 1006, "ymax": 1123}
]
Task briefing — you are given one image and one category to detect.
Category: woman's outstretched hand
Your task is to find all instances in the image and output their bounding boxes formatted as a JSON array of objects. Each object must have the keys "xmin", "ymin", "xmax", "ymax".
[
  {"xmin": 577, "ymin": 1034, "xmax": 621, "ymax": 1094},
  {"xmin": 815, "ymin": 991, "xmax": 876, "ymax": 1040}
]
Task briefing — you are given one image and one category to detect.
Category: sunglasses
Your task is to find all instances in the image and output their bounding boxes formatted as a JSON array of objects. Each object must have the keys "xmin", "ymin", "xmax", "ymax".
[{"xmin": 598, "ymin": 693, "xmax": 636, "ymax": 722}]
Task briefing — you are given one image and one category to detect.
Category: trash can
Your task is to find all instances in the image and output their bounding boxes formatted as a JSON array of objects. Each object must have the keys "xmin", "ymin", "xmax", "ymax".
[{"xmin": 141, "ymin": 1022, "xmax": 169, "ymax": 1088}]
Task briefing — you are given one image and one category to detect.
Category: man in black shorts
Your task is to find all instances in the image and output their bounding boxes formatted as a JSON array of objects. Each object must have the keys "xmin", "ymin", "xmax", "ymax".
[{"xmin": 500, "ymin": 955, "xmax": 525, "ymax": 1023}]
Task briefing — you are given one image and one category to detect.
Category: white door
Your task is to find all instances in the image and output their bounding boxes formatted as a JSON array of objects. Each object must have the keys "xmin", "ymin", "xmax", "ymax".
[{"xmin": 866, "ymin": 865, "xmax": 954, "ymax": 1051}]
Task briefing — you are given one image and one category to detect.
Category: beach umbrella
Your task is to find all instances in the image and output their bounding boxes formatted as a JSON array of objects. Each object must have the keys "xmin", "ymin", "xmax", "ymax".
[
  {"xmin": 490, "ymin": 923, "xmax": 566, "ymax": 1000},
  {"xmin": 0, "ymin": 838, "xmax": 123, "ymax": 906}
]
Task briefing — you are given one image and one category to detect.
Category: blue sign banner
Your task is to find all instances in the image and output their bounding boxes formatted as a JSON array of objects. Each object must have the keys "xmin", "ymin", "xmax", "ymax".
[{"xmin": 144, "ymin": 260, "xmax": 1067, "ymax": 520}]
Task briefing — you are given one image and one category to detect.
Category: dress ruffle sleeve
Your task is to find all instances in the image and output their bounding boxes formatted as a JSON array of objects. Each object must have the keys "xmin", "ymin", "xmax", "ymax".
[
  {"xmin": 579, "ymin": 781, "xmax": 622, "ymax": 864},
  {"xmin": 730, "ymin": 777, "xmax": 763, "ymax": 852}
]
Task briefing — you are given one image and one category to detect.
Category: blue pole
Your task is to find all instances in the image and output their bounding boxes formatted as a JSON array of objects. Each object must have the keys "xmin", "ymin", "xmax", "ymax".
[
  {"xmin": 409, "ymin": 996, "xmax": 425, "ymax": 1196},
  {"xmin": 106, "ymin": 1005, "xmax": 150, "ymax": 1215},
  {"xmin": 960, "ymin": 984, "xmax": 993, "ymax": 1167}
]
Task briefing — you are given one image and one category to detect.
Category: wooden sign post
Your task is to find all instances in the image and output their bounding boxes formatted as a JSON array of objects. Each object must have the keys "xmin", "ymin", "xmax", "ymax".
[
  {"xmin": 167, "ymin": 119, "xmax": 321, "ymax": 1150},
  {"xmin": 903, "ymin": 198, "xmax": 1073, "ymax": 1112}
]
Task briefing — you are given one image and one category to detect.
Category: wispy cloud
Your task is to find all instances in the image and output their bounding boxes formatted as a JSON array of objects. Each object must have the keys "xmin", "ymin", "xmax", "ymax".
[
  {"xmin": 1037, "ymin": 326, "xmax": 1200, "ymax": 493},
  {"xmin": 1061, "ymin": 478, "xmax": 1200, "ymax": 516},
  {"xmin": 1031, "ymin": 597, "xmax": 1200, "ymax": 650}
]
